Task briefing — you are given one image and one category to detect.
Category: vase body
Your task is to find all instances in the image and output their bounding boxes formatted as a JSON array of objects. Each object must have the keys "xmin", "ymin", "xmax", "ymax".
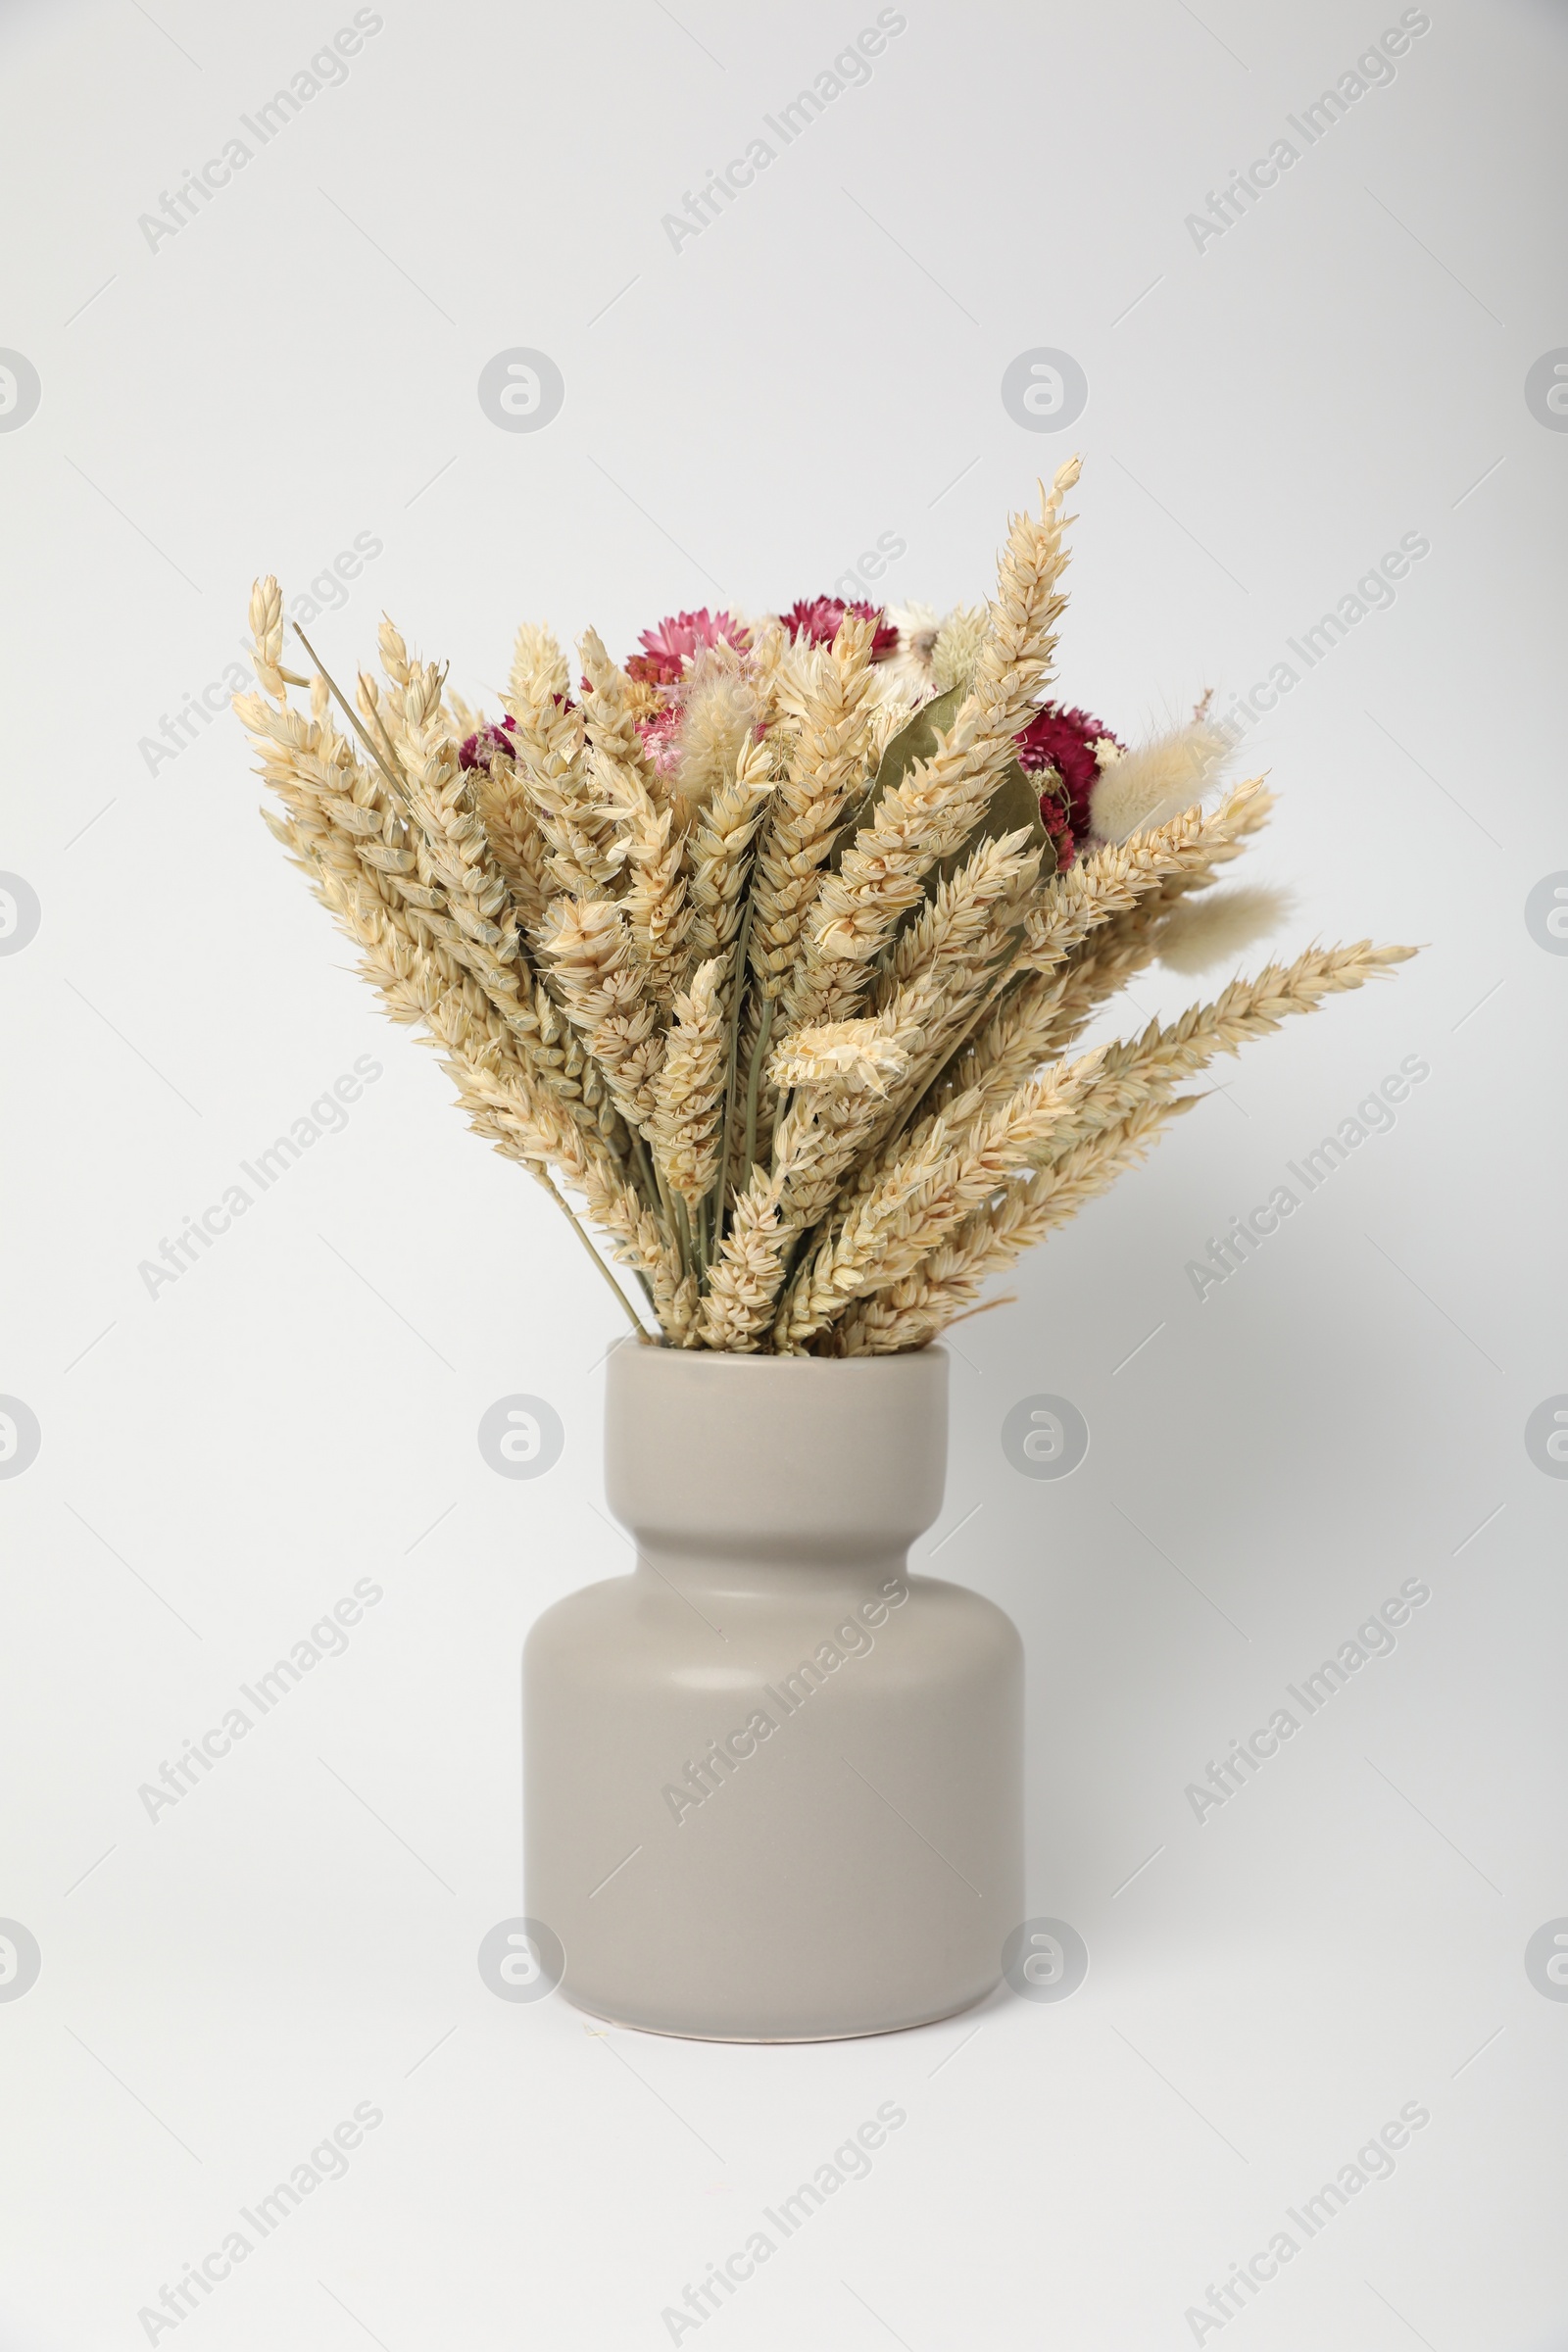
[{"xmin": 522, "ymin": 1342, "xmax": 1023, "ymax": 2041}]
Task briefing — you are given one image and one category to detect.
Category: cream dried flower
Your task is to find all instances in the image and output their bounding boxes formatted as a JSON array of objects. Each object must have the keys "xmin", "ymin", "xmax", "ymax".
[
  {"xmin": 1156, "ymin": 884, "xmax": 1295, "ymax": 974},
  {"xmin": 1086, "ymin": 717, "xmax": 1233, "ymax": 844},
  {"xmin": 880, "ymin": 601, "xmax": 939, "ymax": 697},
  {"xmin": 929, "ymin": 604, "xmax": 991, "ymax": 695}
]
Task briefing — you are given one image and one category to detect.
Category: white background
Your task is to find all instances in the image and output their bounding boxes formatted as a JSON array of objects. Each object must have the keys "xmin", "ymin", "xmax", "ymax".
[{"xmin": 1, "ymin": 0, "xmax": 1565, "ymax": 2345}]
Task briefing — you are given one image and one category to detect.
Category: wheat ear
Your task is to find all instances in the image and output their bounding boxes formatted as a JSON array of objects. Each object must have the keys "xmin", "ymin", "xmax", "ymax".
[
  {"xmin": 831, "ymin": 1097, "xmax": 1197, "ymax": 1354},
  {"xmin": 800, "ymin": 462, "xmax": 1080, "ymax": 995},
  {"xmin": 687, "ymin": 728, "xmax": 774, "ymax": 964},
  {"xmin": 649, "ymin": 957, "xmax": 728, "ymax": 1221},
  {"xmin": 748, "ymin": 614, "xmax": 880, "ymax": 1000},
  {"xmin": 474, "ymin": 754, "xmax": 555, "ymax": 933},
  {"xmin": 795, "ymin": 832, "xmax": 1043, "ymax": 1226},
  {"xmin": 912, "ymin": 778, "xmax": 1278, "ymax": 1132},
  {"xmin": 739, "ymin": 612, "xmax": 881, "ymax": 1164},
  {"xmin": 775, "ymin": 1048, "xmax": 1103, "ymax": 1350},
  {"xmin": 240, "ymin": 697, "xmax": 618, "ymax": 1173},
  {"xmin": 539, "ymin": 895, "xmax": 666, "ymax": 1134},
  {"xmin": 258, "ymin": 782, "xmax": 659, "ymax": 1330},
  {"xmin": 510, "ymin": 620, "xmax": 569, "ymax": 707},
  {"xmin": 878, "ymin": 938, "xmax": 1418, "ymax": 1348},
  {"xmin": 768, "ymin": 1019, "xmax": 912, "ymax": 1097},
  {"xmin": 248, "ymin": 576, "xmax": 286, "ymax": 702},
  {"xmin": 580, "ymin": 627, "xmax": 692, "ymax": 1005},
  {"xmin": 769, "ymin": 819, "xmax": 1040, "ymax": 1232},
  {"xmin": 506, "ymin": 680, "xmax": 624, "ymax": 906},
  {"xmin": 1016, "ymin": 777, "xmax": 1274, "ymax": 978},
  {"xmin": 394, "ymin": 662, "xmax": 520, "ymax": 963},
  {"xmin": 1023, "ymin": 940, "xmax": 1419, "ymax": 1166},
  {"xmin": 695, "ymin": 1170, "xmax": 789, "ymax": 1351}
]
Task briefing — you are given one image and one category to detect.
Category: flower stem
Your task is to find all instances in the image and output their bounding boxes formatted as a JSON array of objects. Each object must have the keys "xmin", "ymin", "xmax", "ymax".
[
  {"xmin": 741, "ymin": 991, "xmax": 775, "ymax": 1183},
  {"xmin": 531, "ymin": 1168, "xmax": 654, "ymax": 1340},
  {"xmin": 291, "ymin": 622, "xmax": 411, "ymax": 806},
  {"xmin": 707, "ymin": 897, "xmax": 755, "ymax": 1275}
]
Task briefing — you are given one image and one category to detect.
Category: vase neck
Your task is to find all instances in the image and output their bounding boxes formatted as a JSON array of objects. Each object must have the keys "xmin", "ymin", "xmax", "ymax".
[
  {"xmin": 632, "ymin": 1543, "xmax": 914, "ymax": 1614},
  {"xmin": 605, "ymin": 1347, "xmax": 950, "ymax": 1559}
]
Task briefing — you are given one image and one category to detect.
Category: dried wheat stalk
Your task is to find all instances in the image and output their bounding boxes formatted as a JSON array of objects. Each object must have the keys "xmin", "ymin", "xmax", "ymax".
[{"xmin": 235, "ymin": 473, "xmax": 1414, "ymax": 1349}]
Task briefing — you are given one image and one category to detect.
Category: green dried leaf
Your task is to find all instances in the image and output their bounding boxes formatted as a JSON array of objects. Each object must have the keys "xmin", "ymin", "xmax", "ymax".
[
  {"xmin": 828, "ymin": 684, "xmax": 965, "ymax": 871},
  {"xmin": 925, "ymin": 760, "xmax": 1054, "ymax": 900},
  {"xmin": 983, "ymin": 760, "xmax": 1054, "ymax": 874},
  {"xmin": 871, "ymin": 683, "xmax": 967, "ymax": 803}
]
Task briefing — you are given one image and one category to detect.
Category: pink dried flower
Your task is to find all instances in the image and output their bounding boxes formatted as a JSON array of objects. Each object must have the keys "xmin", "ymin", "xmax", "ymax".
[
  {"xmin": 626, "ymin": 609, "xmax": 747, "ymax": 688},
  {"xmin": 458, "ymin": 715, "xmax": 518, "ymax": 771},
  {"xmin": 779, "ymin": 597, "xmax": 899, "ymax": 662},
  {"xmin": 1041, "ymin": 802, "xmax": 1075, "ymax": 870},
  {"xmin": 638, "ymin": 701, "xmax": 685, "ymax": 775},
  {"xmin": 1016, "ymin": 702, "xmax": 1123, "ymax": 865}
]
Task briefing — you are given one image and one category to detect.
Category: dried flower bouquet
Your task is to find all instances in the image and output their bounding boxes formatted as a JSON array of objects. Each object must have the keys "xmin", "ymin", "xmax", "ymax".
[{"xmin": 235, "ymin": 462, "xmax": 1411, "ymax": 1353}]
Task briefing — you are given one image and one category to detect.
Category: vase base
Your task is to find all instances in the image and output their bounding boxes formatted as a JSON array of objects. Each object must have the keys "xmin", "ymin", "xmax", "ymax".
[{"xmin": 556, "ymin": 1978, "xmax": 1002, "ymax": 2045}]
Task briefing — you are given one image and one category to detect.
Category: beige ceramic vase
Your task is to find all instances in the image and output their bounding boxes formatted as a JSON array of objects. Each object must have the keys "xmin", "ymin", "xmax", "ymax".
[{"xmin": 522, "ymin": 1341, "xmax": 1023, "ymax": 2041}]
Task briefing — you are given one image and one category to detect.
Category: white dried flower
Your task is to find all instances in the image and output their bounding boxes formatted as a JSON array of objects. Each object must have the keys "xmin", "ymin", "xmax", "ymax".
[
  {"xmin": 880, "ymin": 601, "xmax": 939, "ymax": 696},
  {"xmin": 1156, "ymin": 885, "xmax": 1295, "ymax": 974},
  {"xmin": 1087, "ymin": 719, "xmax": 1233, "ymax": 844}
]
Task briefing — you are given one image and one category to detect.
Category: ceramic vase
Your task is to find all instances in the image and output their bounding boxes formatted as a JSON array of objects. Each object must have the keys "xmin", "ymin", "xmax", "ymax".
[{"xmin": 522, "ymin": 1341, "xmax": 1022, "ymax": 2040}]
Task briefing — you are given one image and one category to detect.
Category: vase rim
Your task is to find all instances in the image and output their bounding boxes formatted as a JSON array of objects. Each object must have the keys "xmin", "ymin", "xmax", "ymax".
[{"xmin": 612, "ymin": 1340, "xmax": 947, "ymax": 1368}]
